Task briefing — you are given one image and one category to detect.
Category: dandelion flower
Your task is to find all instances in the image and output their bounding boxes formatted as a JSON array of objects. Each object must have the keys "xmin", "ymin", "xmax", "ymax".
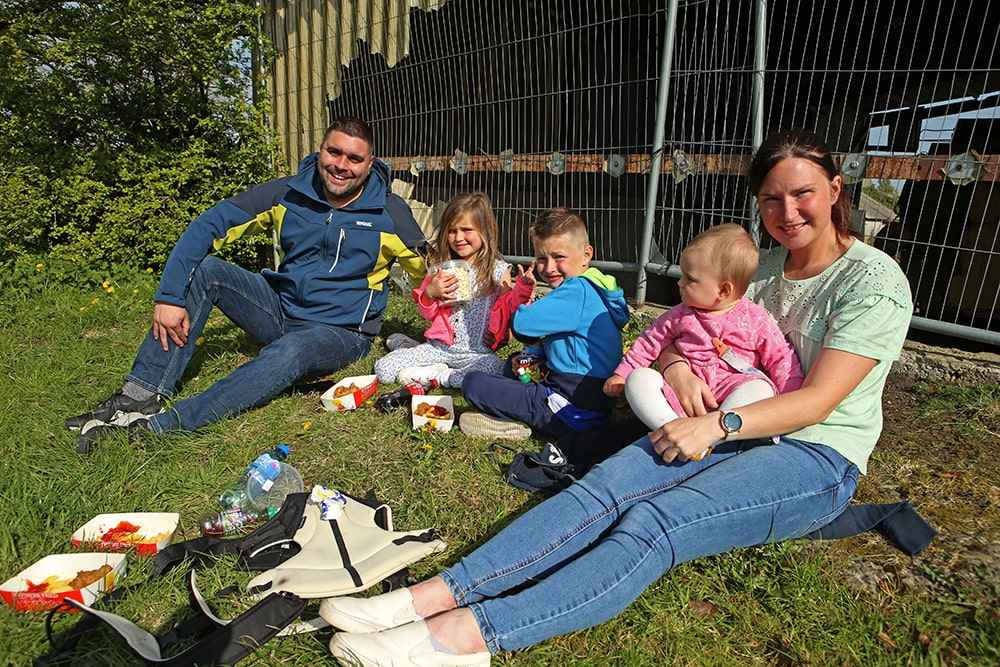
[
  {"xmin": 106, "ymin": 285, "xmax": 115, "ymax": 293},
  {"xmin": 35, "ymin": 263, "xmax": 44, "ymax": 270},
  {"xmin": 421, "ymin": 443, "xmax": 433, "ymax": 451},
  {"xmin": 90, "ymin": 298, "xmax": 99, "ymax": 305},
  {"xmin": 303, "ymin": 422, "xmax": 312, "ymax": 431}
]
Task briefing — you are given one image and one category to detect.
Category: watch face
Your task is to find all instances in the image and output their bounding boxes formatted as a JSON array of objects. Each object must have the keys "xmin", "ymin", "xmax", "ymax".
[{"xmin": 722, "ymin": 411, "xmax": 743, "ymax": 432}]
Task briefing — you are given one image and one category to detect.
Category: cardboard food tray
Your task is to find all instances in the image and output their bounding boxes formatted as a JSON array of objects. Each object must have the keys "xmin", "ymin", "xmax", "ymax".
[
  {"xmin": 321, "ymin": 374, "xmax": 379, "ymax": 411},
  {"xmin": 1, "ymin": 552, "xmax": 126, "ymax": 612},
  {"xmin": 411, "ymin": 394, "xmax": 455, "ymax": 433},
  {"xmin": 72, "ymin": 512, "xmax": 179, "ymax": 555}
]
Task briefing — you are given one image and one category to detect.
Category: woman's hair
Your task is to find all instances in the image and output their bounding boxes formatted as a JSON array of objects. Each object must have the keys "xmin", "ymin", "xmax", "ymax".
[
  {"xmin": 432, "ymin": 191, "xmax": 504, "ymax": 297},
  {"xmin": 747, "ymin": 128, "xmax": 858, "ymax": 241},
  {"xmin": 685, "ymin": 223, "xmax": 759, "ymax": 295}
]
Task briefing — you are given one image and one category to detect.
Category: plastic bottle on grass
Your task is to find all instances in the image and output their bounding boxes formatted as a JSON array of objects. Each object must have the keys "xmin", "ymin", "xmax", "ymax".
[
  {"xmin": 218, "ymin": 444, "xmax": 291, "ymax": 510},
  {"xmin": 376, "ymin": 379, "xmax": 439, "ymax": 412},
  {"xmin": 246, "ymin": 460, "xmax": 304, "ymax": 510},
  {"xmin": 200, "ymin": 506, "xmax": 278, "ymax": 538}
]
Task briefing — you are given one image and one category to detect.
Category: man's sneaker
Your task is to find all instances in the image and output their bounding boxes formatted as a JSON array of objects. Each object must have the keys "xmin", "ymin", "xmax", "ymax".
[
  {"xmin": 65, "ymin": 390, "xmax": 165, "ymax": 431},
  {"xmin": 75, "ymin": 414, "xmax": 152, "ymax": 455},
  {"xmin": 386, "ymin": 333, "xmax": 420, "ymax": 351},
  {"xmin": 459, "ymin": 411, "xmax": 532, "ymax": 440},
  {"xmin": 397, "ymin": 363, "xmax": 449, "ymax": 386}
]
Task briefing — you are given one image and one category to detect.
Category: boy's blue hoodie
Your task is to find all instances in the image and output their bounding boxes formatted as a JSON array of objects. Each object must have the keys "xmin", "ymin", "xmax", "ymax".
[{"xmin": 512, "ymin": 267, "xmax": 629, "ymax": 412}]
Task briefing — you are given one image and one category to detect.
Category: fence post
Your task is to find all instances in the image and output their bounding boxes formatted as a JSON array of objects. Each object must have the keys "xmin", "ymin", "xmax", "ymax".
[
  {"xmin": 635, "ymin": 0, "xmax": 679, "ymax": 307},
  {"xmin": 749, "ymin": 0, "xmax": 767, "ymax": 243}
]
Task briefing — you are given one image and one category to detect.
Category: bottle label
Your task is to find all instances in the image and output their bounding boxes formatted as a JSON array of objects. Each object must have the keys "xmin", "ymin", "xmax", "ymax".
[
  {"xmin": 407, "ymin": 382, "xmax": 427, "ymax": 396},
  {"xmin": 220, "ymin": 508, "xmax": 248, "ymax": 535}
]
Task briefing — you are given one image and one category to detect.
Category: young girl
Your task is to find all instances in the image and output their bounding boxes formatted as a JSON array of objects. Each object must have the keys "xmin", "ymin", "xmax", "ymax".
[
  {"xmin": 374, "ymin": 191, "xmax": 534, "ymax": 388},
  {"xmin": 603, "ymin": 223, "xmax": 804, "ymax": 455}
]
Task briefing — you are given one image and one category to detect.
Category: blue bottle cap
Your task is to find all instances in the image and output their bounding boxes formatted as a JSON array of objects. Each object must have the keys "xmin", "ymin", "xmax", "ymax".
[{"xmin": 276, "ymin": 444, "xmax": 291, "ymax": 457}]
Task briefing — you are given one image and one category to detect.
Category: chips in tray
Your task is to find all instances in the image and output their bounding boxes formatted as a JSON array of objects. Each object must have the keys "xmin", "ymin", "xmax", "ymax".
[{"xmin": 411, "ymin": 395, "xmax": 455, "ymax": 433}]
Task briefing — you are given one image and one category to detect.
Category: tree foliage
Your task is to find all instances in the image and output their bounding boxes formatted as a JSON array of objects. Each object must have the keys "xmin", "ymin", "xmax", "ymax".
[{"xmin": 0, "ymin": 0, "xmax": 278, "ymax": 276}]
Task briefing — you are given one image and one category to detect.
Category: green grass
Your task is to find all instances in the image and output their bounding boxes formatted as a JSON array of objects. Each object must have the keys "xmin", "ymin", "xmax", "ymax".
[{"xmin": 0, "ymin": 273, "xmax": 997, "ymax": 666}]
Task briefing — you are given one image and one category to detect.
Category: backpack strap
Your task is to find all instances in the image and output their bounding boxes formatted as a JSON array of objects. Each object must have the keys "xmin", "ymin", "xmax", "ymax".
[{"xmin": 55, "ymin": 572, "xmax": 306, "ymax": 666}]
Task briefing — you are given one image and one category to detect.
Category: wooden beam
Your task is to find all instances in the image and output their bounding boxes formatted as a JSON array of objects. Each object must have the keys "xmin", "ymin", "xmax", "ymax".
[{"xmin": 383, "ymin": 152, "xmax": 999, "ymax": 182}]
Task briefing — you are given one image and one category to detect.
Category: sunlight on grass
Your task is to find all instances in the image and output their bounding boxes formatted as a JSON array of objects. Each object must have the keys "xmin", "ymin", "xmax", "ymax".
[{"xmin": 0, "ymin": 278, "xmax": 996, "ymax": 666}]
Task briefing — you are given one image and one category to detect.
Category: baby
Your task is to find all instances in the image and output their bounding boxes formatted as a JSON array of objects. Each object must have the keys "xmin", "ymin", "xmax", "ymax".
[{"xmin": 604, "ymin": 223, "xmax": 804, "ymax": 454}]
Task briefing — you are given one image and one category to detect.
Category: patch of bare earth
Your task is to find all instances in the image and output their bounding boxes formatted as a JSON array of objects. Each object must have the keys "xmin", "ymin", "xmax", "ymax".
[{"xmin": 829, "ymin": 373, "xmax": 1000, "ymax": 602}]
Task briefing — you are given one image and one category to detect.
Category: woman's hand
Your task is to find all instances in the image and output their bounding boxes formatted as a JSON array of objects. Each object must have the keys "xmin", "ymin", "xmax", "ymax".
[
  {"xmin": 153, "ymin": 302, "xmax": 189, "ymax": 350},
  {"xmin": 659, "ymin": 356, "xmax": 719, "ymax": 416},
  {"xmin": 425, "ymin": 269, "xmax": 458, "ymax": 301},
  {"xmin": 649, "ymin": 412, "xmax": 721, "ymax": 463}
]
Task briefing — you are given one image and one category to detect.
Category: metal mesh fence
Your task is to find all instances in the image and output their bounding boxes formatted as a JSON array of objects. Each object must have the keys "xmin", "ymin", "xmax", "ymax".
[{"xmin": 262, "ymin": 0, "xmax": 1000, "ymax": 345}]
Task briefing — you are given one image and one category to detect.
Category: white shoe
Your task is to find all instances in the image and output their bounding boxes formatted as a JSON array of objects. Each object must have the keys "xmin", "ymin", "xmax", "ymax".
[
  {"xmin": 329, "ymin": 620, "xmax": 491, "ymax": 667},
  {"xmin": 458, "ymin": 412, "xmax": 532, "ymax": 440},
  {"xmin": 397, "ymin": 364, "xmax": 449, "ymax": 386},
  {"xmin": 387, "ymin": 333, "xmax": 420, "ymax": 351},
  {"xmin": 320, "ymin": 588, "xmax": 422, "ymax": 633}
]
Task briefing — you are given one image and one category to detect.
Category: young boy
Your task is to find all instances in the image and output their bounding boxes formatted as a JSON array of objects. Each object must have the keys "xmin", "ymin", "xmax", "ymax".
[{"xmin": 460, "ymin": 207, "xmax": 630, "ymax": 440}]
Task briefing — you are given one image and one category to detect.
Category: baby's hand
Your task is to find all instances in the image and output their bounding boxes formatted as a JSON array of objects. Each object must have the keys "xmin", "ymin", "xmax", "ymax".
[
  {"xmin": 516, "ymin": 261, "xmax": 538, "ymax": 288},
  {"xmin": 603, "ymin": 374, "xmax": 626, "ymax": 397}
]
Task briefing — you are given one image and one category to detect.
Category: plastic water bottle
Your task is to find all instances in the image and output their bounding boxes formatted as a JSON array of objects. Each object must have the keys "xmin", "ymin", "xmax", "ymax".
[
  {"xmin": 375, "ymin": 379, "xmax": 439, "ymax": 412},
  {"xmin": 218, "ymin": 444, "xmax": 291, "ymax": 510},
  {"xmin": 200, "ymin": 506, "xmax": 278, "ymax": 538},
  {"xmin": 245, "ymin": 460, "xmax": 304, "ymax": 510}
]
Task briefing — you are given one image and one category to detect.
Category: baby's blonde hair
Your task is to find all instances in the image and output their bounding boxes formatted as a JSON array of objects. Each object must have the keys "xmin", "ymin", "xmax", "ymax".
[{"xmin": 684, "ymin": 223, "xmax": 759, "ymax": 295}]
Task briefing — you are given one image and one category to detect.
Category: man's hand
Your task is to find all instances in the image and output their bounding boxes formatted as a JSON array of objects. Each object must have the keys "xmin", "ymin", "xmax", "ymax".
[
  {"xmin": 153, "ymin": 303, "xmax": 190, "ymax": 351},
  {"xmin": 603, "ymin": 374, "xmax": 626, "ymax": 397}
]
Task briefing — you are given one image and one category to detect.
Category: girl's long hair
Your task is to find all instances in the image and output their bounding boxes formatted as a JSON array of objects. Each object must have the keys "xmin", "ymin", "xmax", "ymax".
[{"xmin": 431, "ymin": 191, "xmax": 504, "ymax": 297}]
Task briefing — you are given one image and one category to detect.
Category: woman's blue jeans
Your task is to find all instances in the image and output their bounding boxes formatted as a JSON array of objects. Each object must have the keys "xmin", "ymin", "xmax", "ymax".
[
  {"xmin": 125, "ymin": 256, "xmax": 371, "ymax": 432},
  {"xmin": 439, "ymin": 435, "xmax": 858, "ymax": 653}
]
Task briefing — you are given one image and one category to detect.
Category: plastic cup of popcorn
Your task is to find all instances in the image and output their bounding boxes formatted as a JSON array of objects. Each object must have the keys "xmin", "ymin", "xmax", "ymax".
[{"xmin": 431, "ymin": 260, "xmax": 472, "ymax": 305}]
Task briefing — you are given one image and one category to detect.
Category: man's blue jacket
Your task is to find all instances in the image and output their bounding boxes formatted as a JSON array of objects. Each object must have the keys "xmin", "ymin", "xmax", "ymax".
[{"xmin": 155, "ymin": 155, "xmax": 427, "ymax": 337}]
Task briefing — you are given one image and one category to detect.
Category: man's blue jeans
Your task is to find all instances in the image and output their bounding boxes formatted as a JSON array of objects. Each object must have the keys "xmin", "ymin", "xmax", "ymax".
[
  {"xmin": 439, "ymin": 434, "xmax": 858, "ymax": 653},
  {"xmin": 126, "ymin": 256, "xmax": 371, "ymax": 432}
]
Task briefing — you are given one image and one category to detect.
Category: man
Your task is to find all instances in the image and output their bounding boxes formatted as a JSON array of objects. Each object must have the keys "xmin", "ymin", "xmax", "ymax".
[{"xmin": 69, "ymin": 116, "xmax": 427, "ymax": 453}]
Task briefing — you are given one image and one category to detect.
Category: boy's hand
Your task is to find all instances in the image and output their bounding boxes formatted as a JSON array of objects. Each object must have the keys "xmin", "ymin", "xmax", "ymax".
[
  {"xmin": 516, "ymin": 261, "xmax": 538, "ymax": 288},
  {"xmin": 603, "ymin": 374, "xmax": 626, "ymax": 397},
  {"xmin": 426, "ymin": 268, "xmax": 458, "ymax": 301}
]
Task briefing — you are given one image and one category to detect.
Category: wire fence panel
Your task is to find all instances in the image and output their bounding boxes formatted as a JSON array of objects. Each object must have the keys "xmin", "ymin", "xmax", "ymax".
[{"xmin": 262, "ymin": 0, "xmax": 1000, "ymax": 345}]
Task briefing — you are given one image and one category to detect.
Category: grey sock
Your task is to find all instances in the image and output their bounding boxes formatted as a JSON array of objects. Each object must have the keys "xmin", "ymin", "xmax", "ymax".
[{"xmin": 122, "ymin": 382, "xmax": 156, "ymax": 402}]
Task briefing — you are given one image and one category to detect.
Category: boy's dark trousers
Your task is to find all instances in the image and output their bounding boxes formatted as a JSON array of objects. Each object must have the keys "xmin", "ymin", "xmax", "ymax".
[{"xmin": 462, "ymin": 355, "xmax": 576, "ymax": 439}]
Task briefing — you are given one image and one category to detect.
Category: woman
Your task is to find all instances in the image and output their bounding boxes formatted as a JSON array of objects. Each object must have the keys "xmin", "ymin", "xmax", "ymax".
[{"xmin": 321, "ymin": 129, "xmax": 914, "ymax": 666}]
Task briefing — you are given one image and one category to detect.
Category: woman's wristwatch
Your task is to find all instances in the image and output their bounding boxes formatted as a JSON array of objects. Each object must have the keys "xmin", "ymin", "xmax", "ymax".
[{"xmin": 720, "ymin": 410, "xmax": 743, "ymax": 441}]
